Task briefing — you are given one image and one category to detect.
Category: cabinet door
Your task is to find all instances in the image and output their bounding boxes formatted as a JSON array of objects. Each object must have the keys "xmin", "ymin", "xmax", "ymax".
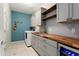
[
  {"xmin": 35, "ymin": 9, "xmax": 41, "ymax": 25},
  {"xmin": 72, "ymin": 3, "xmax": 79, "ymax": 20},
  {"xmin": 38, "ymin": 37, "xmax": 57, "ymax": 56},
  {"xmin": 43, "ymin": 38, "xmax": 57, "ymax": 56},
  {"xmin": 31, "ymin": 15, "xmax": 36, "ymax": 26},
  {"xmin": 32, "ymin": 35, "xmax": 57, "ymax": 56},
  {"xmin": 57, "ymin": 3, "xmax": 70, "ymax": 22},
  {"xmin": 37, "ymin": 48, "xmax": 49, "ymax": 56},
  {"xmin": 31, "ymin": 35, "xmax": 37, "ymax": 49},
  {"xmin": 31, "ymin": 35, "xmax": 40, "ymax": 53},
  {"xmin": 34, "ymin": 35, "xmax": 41, "ymax": 52},
  {"xmin": 43, "ymin": 42, "xmax": 57, "ymax": 56},
  {"xmin": 37, "ymin": 37, "xmax": 49, "ymax": 56},
  {"xmin": 31, "ymin": 35, "xmax": 35, "ymax": 48}
]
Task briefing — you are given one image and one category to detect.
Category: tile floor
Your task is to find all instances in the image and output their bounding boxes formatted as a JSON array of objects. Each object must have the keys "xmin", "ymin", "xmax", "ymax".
[{"xmin": 5, "ymin": 41, "xmax": 38, "ymax": 56}]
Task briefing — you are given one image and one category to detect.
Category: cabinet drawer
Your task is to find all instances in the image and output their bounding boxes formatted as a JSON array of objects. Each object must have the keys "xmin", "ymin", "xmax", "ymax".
[
  {"xmin": 31, "ymin": 35, "xmax": 37, "ymax": 48},
  {"xmin": 44, "ymin": 38, "xmax": 57, "ymax": 48}
]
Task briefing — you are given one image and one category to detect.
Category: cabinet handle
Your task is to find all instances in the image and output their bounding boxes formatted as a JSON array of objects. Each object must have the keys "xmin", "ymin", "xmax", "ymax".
[
  {"xmin": 69, "ymin": 18, "xmax": 72, "ymax": 19},
  {"xmin": 67, "ymin": 18, "xmax": 72, "ymax": 22},
  {"xmin": 1, "ymin": 40, "xmax": 4, "ymax": 45}
]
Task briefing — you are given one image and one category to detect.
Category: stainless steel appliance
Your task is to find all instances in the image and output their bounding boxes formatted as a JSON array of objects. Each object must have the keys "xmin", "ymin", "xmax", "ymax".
[{"xmin": 58, "ymin": 43, "xmax": 79, "ymax": 56}]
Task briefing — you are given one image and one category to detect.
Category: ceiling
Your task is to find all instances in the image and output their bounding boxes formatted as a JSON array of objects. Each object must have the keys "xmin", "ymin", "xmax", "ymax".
[{"xmin": 10, "ymin": 3, "xmax": 54, "ymax": 14}]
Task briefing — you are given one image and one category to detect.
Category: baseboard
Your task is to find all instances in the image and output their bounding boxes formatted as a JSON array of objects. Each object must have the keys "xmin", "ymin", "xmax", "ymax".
[
  {"xmin": 5, "ymin": 42, "xmax": 10, "ymax": 49},
  {"xmin": 24, "ymin": 40, "xmax": 32, "ymax": 47},
  {"xmin": 32, "ymin": 46, "xmax": 40, "ymax": 56},
  {"xmin": 10, "ymin": 40, "xmax": 24, "ymax": 44}
]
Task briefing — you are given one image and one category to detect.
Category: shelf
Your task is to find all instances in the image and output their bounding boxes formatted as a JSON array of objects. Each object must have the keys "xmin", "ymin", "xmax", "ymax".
[
  {"xmin": 42, "ymin": 14, "xmax": 56, "ymax": 21},
  {"xmin": 59, "ymin": 19, "xmax": 79, "ymax": 23},
  {"xmin": 42, "ymin": 4, "xmax": 57, "ymax": 15}
]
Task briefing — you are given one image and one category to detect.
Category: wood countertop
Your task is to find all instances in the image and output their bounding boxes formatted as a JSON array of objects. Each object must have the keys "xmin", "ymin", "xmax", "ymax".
[{"xmin": 32, "ymin": 32, "xmax": 79, "ymax": 49}]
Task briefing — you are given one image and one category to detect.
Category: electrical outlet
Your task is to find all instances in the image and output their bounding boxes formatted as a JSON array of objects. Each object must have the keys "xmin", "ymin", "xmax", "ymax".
[{"xmin": 72, "ymin": 28, "xmax": 75, "ymax": 33}]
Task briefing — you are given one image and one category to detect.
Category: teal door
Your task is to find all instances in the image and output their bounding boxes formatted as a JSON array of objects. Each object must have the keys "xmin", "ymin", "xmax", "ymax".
[{"xmin": 11, "ymin": 11, "xmax": 31, "ymax": 41}]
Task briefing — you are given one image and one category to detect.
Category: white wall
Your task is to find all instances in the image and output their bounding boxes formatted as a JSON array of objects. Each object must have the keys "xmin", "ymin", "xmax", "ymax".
[
  {"xmin": 0, "ymin": 3, "xmax": 11, "ymax": 55},
  {"xmin": 3, "ymin": 3, "xmax": 11, "ymax": 47}
]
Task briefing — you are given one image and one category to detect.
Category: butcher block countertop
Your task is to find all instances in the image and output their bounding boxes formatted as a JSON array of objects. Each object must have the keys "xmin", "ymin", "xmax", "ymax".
[{"xmin": 32, "ymin": 32, "xmax": 79, "ymax": 49}]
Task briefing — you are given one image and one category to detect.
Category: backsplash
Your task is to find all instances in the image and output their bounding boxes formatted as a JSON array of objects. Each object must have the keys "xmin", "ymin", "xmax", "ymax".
[{"xmin": 46, "ymin": 18, "xmax": 79, "ymax": 38}]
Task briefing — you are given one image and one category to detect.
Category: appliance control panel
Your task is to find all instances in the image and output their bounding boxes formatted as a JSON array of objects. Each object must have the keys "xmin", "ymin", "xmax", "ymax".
[{"xmin": 60, "ymin": 47, "xmax": 79, "ymax": 56}]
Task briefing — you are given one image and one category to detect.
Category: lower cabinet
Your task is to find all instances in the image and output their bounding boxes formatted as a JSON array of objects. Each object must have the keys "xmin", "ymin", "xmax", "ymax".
[
  {"xmin": 43, "ymin": 42, "xmax": 57, "ymax": 56},
  {"xmin": 31, "ymin": 34, "xmax": 57, "ymax": 56},
  {"xmin": 31, "ymin": 35, "xmax": 39, "ymax": 51},
  {"xmin": 37, "ymin": 47, "xmax": 49, "ymax": 56}
]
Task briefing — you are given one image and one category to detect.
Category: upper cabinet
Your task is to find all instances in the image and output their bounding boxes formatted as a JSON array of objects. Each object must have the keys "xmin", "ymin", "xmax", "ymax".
[
  {"xmin": 35, "ymin": 8, "xmax": 46, "ymax": 25},
  {"xmin": 57, "ymin": 3, "xmax": 79, "ymax": 22},
  {"xmin": 57, "ymin": 3, "xmax": 71, "ymax": 22},
  {"xmin": 72, "ymin": 3, "xmax": 79, "ymax": 19},
  {"xmin": 31, "ymin": 14, "xmax": 36, "ymax": 26},
  {"xmin": 42, "ymin": 4, "xmax": 57, "ymax": 21},
  {"xmin": 31, "ymin": 8, "xmax": 46, "ymax": 26},
  {"xmin": 31, "ymin": 10, "xmax": 41, "ymax": 26},
  {"xmin": 35, "ymin": 9, "xmax": 41, "ymax": 26},
  {"xmin": 31, "ymin": 3, "xmax": 79, "ymax": 25}
]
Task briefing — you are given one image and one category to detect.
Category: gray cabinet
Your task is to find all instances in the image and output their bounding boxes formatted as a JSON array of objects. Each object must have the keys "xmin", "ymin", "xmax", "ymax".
[
  {"xmin": 43, "ymin": 41, "xmax": 57, "ymax": 56},
  {"xmin": 31, "ymin": 35, "xmax": 39, "ymax": 51},
  {"xmin": 31, "ymin": 34, "xmax": 57, "ymax": 56},
  {"xmin": 31, "ymin": 35, "xmax": 36, "ymax": 48},
  {"xmin": 42, "ymin": 38, "xmax": 57, "ymax": 56},
  {"xmin": 31, "ymin": 35, "xmax": 37, "ymax": 49},
  {"xmin": 72, "ymin": 3, "xmax": 79, "ymax": 19},
  {"xmin": 57, "ymin": 3, "xmax": 72, "ymax": 22},
  {"xmin": 44, "ymin": 38, "xmax": 57, "ymax": 48},
  {"xmin": 57, "ymin": 3, "xmax": 79, "ymax": 22}
]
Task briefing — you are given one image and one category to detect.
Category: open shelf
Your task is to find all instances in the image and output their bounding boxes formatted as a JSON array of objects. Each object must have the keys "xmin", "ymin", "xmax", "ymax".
[
  {"xmin": 42, "ymin": 14, "xmax": 56, "ymax": 21},
  {"xmin": 42, "ymin": 4, "xmax": 57, "ymax": 15}
]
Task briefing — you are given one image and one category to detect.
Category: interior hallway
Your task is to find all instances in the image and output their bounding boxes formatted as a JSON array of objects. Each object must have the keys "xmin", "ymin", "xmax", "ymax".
[{"xmin": 5, "ymin": 41, "xmax": 38, "ymax": 56}]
